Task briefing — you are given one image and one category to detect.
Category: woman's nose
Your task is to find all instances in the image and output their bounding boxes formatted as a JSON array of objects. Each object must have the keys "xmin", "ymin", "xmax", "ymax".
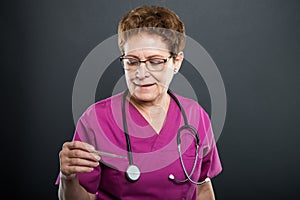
[{"xmin": 136, "ymin": 63, "xmax": 149, "ymax": 79}]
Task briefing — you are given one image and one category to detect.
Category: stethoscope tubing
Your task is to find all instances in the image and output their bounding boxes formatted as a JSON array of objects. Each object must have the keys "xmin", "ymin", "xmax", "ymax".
[
  {"xmin": 122, "ymin": 91, "xmax": 134, "ymax": 165},
  {"xmin": 122, "ymin": 89, "xmax": 208, "ymax": 185}
]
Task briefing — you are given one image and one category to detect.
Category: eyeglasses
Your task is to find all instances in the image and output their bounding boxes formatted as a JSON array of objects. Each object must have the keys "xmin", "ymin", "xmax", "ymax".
[{"xmin": 119, "ymin": 54, "xmax": 176, "ymax": 71}]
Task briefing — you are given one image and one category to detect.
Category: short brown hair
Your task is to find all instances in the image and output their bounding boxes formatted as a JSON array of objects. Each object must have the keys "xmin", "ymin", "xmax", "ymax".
[{"xmin": 118, "ymin": 5, "xmax": 186, "ymax": 54}]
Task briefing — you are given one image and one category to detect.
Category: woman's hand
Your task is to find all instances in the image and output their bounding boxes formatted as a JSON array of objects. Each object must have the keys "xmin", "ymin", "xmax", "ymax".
[{"xmin": 59, "ymin": 141, "xmax": 101, "ymax": 180}]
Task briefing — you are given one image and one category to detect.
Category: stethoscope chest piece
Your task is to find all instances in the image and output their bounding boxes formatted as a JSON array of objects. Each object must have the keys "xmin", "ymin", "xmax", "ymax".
[{"xmin": 126, "ymin": 164, "xmax": 141, "ymax": 182}]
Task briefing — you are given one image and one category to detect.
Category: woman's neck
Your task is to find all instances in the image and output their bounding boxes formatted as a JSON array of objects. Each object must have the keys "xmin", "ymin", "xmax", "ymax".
[
  {"xmin": 128, "ymin": 92, "xmax": 170, "ymax": 111},
  {"xmin": 127, "ymin": 93, "xmax": 171, "ymax": 134}
]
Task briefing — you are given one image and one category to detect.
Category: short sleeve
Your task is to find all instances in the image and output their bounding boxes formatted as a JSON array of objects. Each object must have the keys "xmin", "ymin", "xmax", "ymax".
[
  {"xmin": 54, "ymin": 115, "xmax": 101, "ymax": 194},
  {"xmin": 198, "ymin": 108, "xmax": 222, "ymax": 181},
  {"xmin": 199, "ymin": 142, "xmax": 222, "ymax": 181}
]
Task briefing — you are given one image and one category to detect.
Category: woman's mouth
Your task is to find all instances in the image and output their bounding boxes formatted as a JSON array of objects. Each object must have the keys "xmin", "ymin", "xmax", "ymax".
[
  {"xmin": 140, "ymin": 83, "xmax": 155, "ymax": 87},
  {"xmin": 134, "ymin": 83, "xmax": 156, "ymax": 89}
]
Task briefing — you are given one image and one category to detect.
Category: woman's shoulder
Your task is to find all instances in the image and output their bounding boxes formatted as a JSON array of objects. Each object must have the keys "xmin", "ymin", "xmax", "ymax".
[
  {"xmin": 173, "ymin": 92, "xmax": 210, "ymax": 117},
  {"xmin": 80, "ymin": 91, "xmax": 124, "ymax": 119},
  {"xmin": 174, "ymin": 92, "xmax": 202, "ymax": 108},
  {"xmin": 94, "ymin": 92, "xmax": 124, "ymax": 107}
]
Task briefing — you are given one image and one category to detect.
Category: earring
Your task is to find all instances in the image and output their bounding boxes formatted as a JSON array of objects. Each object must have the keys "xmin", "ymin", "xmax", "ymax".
[{"xmin": 174, "ymin": 69, "xmax": 177, "ymax": 73}]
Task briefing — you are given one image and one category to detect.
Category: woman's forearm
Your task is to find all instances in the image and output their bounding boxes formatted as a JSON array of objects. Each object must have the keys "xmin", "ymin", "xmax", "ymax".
[
  {"xmin": 58, "ymin": 175, "xmax": 96, "ymax": 200},
  {"xmin": 197, "ymin": 181, "xmax": 215, "ymax": 200}
]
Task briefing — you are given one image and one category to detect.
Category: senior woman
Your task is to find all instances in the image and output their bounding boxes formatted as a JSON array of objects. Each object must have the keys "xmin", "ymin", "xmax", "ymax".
[{"xmin": 56, "ymin": 5, "xmax": 222, "ymax": 200}]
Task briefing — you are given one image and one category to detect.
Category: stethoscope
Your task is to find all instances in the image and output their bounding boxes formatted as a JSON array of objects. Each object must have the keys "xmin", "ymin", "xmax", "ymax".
[{"xmin": 122, "ymin": 89, "xmax": 210, "ymax": 185}]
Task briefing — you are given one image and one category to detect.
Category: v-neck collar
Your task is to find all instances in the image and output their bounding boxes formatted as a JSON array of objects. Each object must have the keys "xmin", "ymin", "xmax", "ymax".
[{"xmin": 127, "ymin": 96, "xmax": 176, "ymax": 137}]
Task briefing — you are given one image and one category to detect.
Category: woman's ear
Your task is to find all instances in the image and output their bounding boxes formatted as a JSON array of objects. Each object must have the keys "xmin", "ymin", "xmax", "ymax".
[{"xmin": 173, "ymin": 51, "xmax": 184, "ymax": 74}]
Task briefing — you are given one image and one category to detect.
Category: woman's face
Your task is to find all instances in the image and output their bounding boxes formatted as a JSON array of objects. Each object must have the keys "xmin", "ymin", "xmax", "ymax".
[{"xmin": 123, "ymin": 33, "xmax": 183, "ymax": 103}]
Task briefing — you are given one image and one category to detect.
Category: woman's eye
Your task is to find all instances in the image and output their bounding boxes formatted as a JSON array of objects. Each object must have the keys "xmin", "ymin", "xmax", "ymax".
[
  {"xmin": 127, "ymin": 59, "xmax": 139, "ymax": 65},
  {"xmin": 149, "ymin": 59, "xmax": 164, "ymax": 65}
]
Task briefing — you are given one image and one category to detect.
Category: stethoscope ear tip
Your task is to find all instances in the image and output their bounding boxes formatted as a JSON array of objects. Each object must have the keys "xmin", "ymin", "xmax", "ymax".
[
  {"xmin": 168, "ymin": 174, "xmax": 175, "ymax": 180},
  {"xmin": 204, "ymin": 177, "xmax": 211, "ymax": 182}
]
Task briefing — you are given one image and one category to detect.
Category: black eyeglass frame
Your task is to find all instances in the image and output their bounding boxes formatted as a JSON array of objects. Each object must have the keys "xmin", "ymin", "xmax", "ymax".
[{"xmin": 119, "ymin": 53, "xmax": 177, "ymax": 71}]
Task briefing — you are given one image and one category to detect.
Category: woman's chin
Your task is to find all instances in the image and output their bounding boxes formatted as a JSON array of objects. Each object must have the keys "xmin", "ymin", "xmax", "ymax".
[{"xmin": 131, "ymin": 93, "xmax": 156, "ymax": 103}]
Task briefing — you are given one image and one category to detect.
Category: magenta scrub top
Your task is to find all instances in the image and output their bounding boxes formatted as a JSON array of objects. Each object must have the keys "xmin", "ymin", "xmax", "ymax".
[{"xmin": 55, "ymin": 91, "xmax": 222, "ymax": 200}]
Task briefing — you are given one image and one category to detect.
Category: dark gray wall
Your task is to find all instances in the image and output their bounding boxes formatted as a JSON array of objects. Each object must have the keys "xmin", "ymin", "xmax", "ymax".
[{"xmin": 2, "ymin": 0, "xmax": 300, "ymax": 199}]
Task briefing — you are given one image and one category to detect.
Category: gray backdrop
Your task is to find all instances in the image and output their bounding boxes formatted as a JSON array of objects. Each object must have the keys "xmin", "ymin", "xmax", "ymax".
[{"xmin": 2, "ymin": 0, "xmax": 300, "ymax": 199}]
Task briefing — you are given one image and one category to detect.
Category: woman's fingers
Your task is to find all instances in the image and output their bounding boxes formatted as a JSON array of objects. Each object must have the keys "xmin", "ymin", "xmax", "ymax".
[
  {"xmin": 64, "ymin": 141, "xmax": 95, "ymax": 153},
  {"xmin": 62, "ymin": 141, "xmax": 101, "ymax": 161},
  {"xmin": 68, "ymin": 148, "xmax": 101, "ymax": 162},
  {"xmin": 59, "ymin": 141, "xmax": 101, "ymax": 177},
  {"xmin": 60, "ymin": 157, "xmax": 99, "ymax": 178}
]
